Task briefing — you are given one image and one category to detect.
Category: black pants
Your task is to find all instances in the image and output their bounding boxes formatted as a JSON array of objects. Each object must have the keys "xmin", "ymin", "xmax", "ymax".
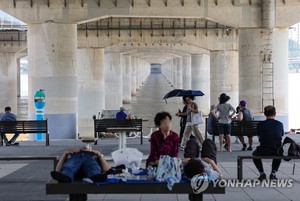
[
  {"xmin": 179, "ymin": 125, "xmax": 185, "ymax": 144},
  {"xmin": 252, "ymin": 147, "xmax": 281, "ymax": 173},
  {"xmin": 201, "ymin": 139, "xmax": 217, "ymax": 164}
]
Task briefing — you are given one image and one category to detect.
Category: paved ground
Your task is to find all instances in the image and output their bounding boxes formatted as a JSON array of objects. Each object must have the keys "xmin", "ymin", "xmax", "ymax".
[{"xmin": 1, "ymin": 73, "xmax": 300, "ymax": 201}]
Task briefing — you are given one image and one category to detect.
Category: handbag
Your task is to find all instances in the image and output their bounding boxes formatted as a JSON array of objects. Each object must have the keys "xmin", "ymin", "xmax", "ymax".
[{"xmin": 191, "ymin": 111, "xmax": 203, "ymax": 125}]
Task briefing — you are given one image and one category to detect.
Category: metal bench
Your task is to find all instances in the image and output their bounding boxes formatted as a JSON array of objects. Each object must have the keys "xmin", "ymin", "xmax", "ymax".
[
  {"xmin": 237, "ymin": 155, "xmax": 300, "ymax": 180},
  {"xmin": 93, "ymin": 117, "xmax": 143, "ymax": 145},
  {"xmin": 46, "ymin": 179, "xmax": 225, "ymax": 201},
  {"xmin": 207, "ymin": 120, "xmax": 262, "ymax": 141},
  {"xmin": 0, "ymin": 120, "xmax": 49, "ymax": 146}
]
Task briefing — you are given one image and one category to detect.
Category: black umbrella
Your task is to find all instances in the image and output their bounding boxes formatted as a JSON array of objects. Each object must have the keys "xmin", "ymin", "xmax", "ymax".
[
  {"xmin": 177, "ymin": 90, "xmax": 205, "ymax": 97},
  {"xmin": 162, "ymin": 89, "xmax": 184, "ymax": 100},
  {"xmin": 162, "ymin": 89, "xmax": 205, "ymax": 104}
]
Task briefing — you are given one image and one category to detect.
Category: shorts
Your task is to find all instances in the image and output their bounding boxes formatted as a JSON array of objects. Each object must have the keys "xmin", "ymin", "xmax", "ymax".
[{"xmin": 218, "ymin": 123, "xmax": 231, "ymax": 135}]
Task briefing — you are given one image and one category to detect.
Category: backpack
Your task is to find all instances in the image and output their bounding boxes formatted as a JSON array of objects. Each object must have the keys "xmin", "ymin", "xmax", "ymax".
[{"xmin": 279, "ymin": 137, "xmax": 300, "ymax": 161}]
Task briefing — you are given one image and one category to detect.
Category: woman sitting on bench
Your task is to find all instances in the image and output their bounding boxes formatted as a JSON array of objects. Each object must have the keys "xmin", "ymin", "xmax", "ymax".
[
  {"xmin": 51, "ymin": 147, "xmax": 110, "ymax": 183},
  {"xmin": 146, "ymin": 111, "xmax": 179, "ymax": 168}
]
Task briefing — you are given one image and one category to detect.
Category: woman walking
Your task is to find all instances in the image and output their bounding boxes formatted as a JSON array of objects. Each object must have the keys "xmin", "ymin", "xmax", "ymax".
[{"xmin": 179, "ymin": 96, "xmax": 204, "ymax": 150}]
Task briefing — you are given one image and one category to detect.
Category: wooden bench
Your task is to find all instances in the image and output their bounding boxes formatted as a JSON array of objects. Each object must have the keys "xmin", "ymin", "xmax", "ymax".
[
  {"xmin": 46, "ymin": 179, "xmax": 225, "ymax": 201},
  {"xmin": 0, "ymin": 156, "xmax": 59, "ymax": 170},
  {"xmin": 93, "ymin": 117, "xmax": 143, "ymax": 145},
  {"xmin": 237, "ymin": 155, "xmax": 300, "ymax": 180},
  {"xmin": 207, "ymin": 120, "xmax": 262, "ymax": 141},
  {"xmin": 0, "ymin": 120, "xmax": 49, "ymax": 146}
]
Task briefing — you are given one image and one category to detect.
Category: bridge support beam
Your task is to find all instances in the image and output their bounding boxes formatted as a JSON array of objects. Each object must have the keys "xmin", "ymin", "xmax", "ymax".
[
  {"xmin": 191, "ymin": 54, "xmax": 210, "ymax": 114},
  {"xmin": 77, "ymin": 48, "xmax": 105, "ymax": 138},
  {"xmin": 210, "ymin": 50, "xmax": 239, "ymax": 107},
  {"xmin": 28, "ymin": 22, "xmax": 78, "ymax": 139}
]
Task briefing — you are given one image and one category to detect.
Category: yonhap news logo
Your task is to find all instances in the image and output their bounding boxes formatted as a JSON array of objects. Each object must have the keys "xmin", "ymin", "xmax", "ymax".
[
  {"xmin": 190, "ymin": 173, "xmax": 210, "ymax": 194},
  {"xmin": 191, "ymin": 175, "xmax": 294, "ymax": 194}
]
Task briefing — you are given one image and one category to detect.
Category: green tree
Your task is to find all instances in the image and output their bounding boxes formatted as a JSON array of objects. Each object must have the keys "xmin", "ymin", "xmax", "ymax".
[{"xmin": 289, "ymin": 39, "xmax": 300, "ymax": 71}]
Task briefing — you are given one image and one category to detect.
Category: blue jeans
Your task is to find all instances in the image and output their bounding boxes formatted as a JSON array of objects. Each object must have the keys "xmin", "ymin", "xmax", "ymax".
[{"xmin": 60, "ymin": 151, "xmax": 102, "ymax": 181}]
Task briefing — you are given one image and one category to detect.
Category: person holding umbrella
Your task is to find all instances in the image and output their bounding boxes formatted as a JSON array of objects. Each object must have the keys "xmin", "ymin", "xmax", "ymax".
[
  {"xmin": 212, "ymin": 93, "xmax": 235, "ymax": 152},
  {"xmin": 179, "ymin": 95, "xmax": 204, "ymax": 151},
  {"xmin": 175, "ymin": 96, "xmax": 188, "ymax": 144}
]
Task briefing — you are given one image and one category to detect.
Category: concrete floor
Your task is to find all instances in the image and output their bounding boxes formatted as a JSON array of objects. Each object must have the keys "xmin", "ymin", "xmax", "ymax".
[{"xmin": 1, "ymin": 73, "xmax": 300, "ymax": 201}]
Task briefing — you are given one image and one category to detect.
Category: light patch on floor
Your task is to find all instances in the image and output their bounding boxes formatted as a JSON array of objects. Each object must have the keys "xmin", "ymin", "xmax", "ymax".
[{"xmin": 0, "ymin": 163, "xmax": 28, "ymax": 179}]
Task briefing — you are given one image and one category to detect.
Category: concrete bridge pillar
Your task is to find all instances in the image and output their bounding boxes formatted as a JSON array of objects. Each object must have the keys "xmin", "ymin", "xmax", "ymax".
[
  {"xmin": 165, "ymin": 61, "xmax": 171, "ymax": 84},
  {"xmin": 191, "ymin": 54, "xmax": 210, "ymax": 114},
  {"xmin": 273, "ymin": 28, "xmax": 289, "ymax": 115},
  {"xmin": 136, "ymin": 58, "xmax": 141, "ymax": 91},
  {"xmin": 17, "ymin": 58, "xmax": 21, "ymax": 98},
  {"xmin": 0, "ymin": 53, "xmax": 18, "ymax": 112},
  {"xmin": 162, "ymin": 61, "xmax": 171, "ymax": 83},
  {"xmin": 131, "ymin": 56, "xmax": 137, "ymax": 96},
  {"xmin": 28, "ymin": 23, "xmax": 77, "ymax": 139},
  {"xmin": 239, "ymin": 28, "xmax": 288, "ymax": 129},
  {"xmin": 169, "ymin": 60, "xmax": 173, "ymax": 84},
  {"xmin": 147, "ymin": 62, "xmax": 151, "ymax": 76},
  {"xmin": 140, "ymin": 60, "xmax": 147, "ymax": 85},
  {"xmin": 172, "ymin": 58, "xmax": 177, "ymax": 88},
  {"xmin": 239, "ymin": 29, "xmax": 264, "ymax": 114},
  {"xmin": 210, "ymin": 50, "xmax": 239, "ymax": 107},
  {"xmin": 176, "ymin": 57, "xmax": 183, "ymax": 89},
  {"xmin": 161, "ymin": 61, "xmax": 169, "ymax": 81},
  {"xmin": 122, "ymin": 54, "xmax": 132, "ymax": 104},
  {"xmin": 105, "ymin": 52, "xmax": 122, "ymax": 109},
  {"xmin": 161, "ymin": 62, "xmax": 166, "ymax": 80},
  {"xmin": 141, "ymin": 60, "xmax": 147, "ymax": 84},
  {"xmin": 77, "ymin": 48, "xmax": 105, "ymax": 138},
  {"xmin": 145, "ymin": 61, "xmax": 150, "ymax": 82},
  {"xmin": 261, "ymin": 0, "xmax": 275, "ymax": 29},
  {"xmin": 182, "ymin": 55, "xmax": 191, "ymax": 90}
]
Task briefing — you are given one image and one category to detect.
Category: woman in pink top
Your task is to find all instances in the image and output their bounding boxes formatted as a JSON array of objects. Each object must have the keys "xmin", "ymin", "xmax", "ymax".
[{"xmin": 146, "ymin": 111, "xmax": 179, "ymax": 168}]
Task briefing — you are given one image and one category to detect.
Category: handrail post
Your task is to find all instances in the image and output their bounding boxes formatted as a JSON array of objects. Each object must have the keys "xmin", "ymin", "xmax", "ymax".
[{"xmin": 237, "ymin": 156, "xmax": 243, "ymax": 181}]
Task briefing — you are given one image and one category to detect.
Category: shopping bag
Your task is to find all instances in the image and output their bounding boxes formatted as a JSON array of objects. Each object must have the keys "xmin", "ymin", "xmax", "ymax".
[{"xmin": 191, "ymin": 112, "xmax": 203, "ymax": 125}]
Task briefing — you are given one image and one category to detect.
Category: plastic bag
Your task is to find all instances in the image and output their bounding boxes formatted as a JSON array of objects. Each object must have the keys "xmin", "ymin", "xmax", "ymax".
[{"xmin": 111, "ymin": 148, "xmax": 143, "ymax": 173}]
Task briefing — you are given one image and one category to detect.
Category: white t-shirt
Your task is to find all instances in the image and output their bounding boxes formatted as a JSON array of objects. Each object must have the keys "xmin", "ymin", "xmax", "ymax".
[{"xmin": 215, "ymin": 103, "xmax": 235, "ymax": 124}]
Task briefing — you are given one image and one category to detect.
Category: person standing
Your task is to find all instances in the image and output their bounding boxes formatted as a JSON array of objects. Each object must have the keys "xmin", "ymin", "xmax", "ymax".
[
  {"xmin": 213, "ymin": 93, "xmax": 235, "ymax": 152},
  {"xmin": 237, "ymin": 100, "xmax": 254, "ymax": 151},
  {"xmin": 252, "ymin": 106, "xmax": 284, "ymax": 181},
  {"xmin": 179, "ymin": 96, "xmax": 204, "ymax": 151},
  {"xmin": 0, "ymin": 106, "xmax": 19, "ymax": 146},
  {"xmin": 175, "ymin": 96, "xmax": 188, "ymax": 144}
]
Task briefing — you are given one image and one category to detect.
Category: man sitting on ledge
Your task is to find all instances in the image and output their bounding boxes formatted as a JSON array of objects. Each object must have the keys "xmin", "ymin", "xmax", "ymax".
[
  {"xmin": 0, "ymin": 106, "xmax": 19, "ymax": 146},
  {"xmin": 252, "ymin": 105, "xmax": 284, "ymax": 181},
  {"xmin": 51, "ymin": 147, "xmax": 110, "ymax": 183}
]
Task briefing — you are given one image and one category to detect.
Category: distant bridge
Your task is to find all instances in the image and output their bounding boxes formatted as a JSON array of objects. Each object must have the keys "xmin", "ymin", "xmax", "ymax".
[{"xmin": 289, "ymin": 57, "xmax": 300, "ymax": 64}]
